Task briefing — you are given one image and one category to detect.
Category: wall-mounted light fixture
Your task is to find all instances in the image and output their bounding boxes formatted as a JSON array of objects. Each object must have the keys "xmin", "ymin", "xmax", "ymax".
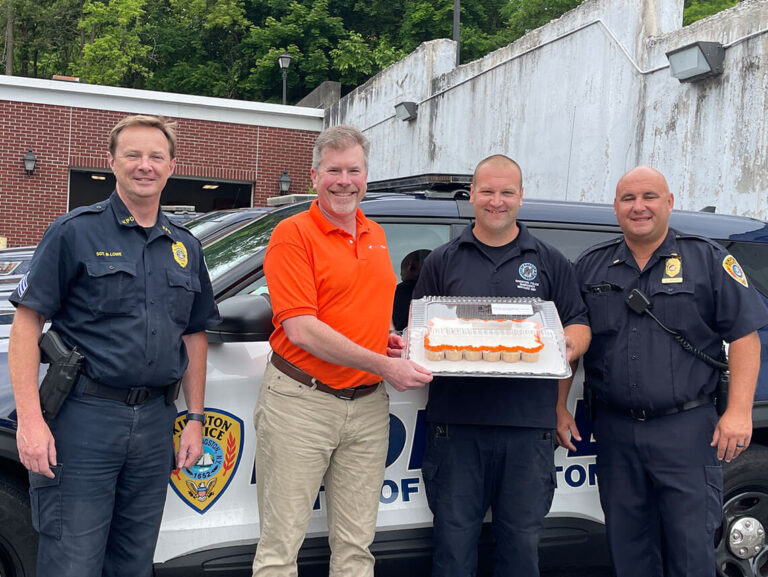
[
  {"xmin": 278, "ymin": 169, "xmax": 292, "ymax": 195},
  {"xmin": 394, "ymin": 101, "xmax": 418, "ymax": 122},
  {"xmin": 23, "ymin": 149, "xmax": 37, "ymax": 175},
  {"xmin": 91, "ymin": 174, "xmax": 107, "ymax": 181},
  {"xmin": 666, "ymin": 41, "xmax": 725, "ymax": 83},
  {"xmin": 202, "ymin": 183, "xmax": 220, "ymax": 190}
]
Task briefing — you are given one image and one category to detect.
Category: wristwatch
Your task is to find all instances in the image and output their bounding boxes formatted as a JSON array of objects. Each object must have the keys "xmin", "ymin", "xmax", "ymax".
[{"xmin": 186, "ymin": 412, "xmax": 206, "ymax": 424}]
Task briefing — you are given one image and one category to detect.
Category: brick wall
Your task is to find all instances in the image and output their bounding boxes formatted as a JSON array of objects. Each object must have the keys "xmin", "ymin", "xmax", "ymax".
[{"xmin": 0, "ymin": 101, "xmax": 317, "ymax": 246}]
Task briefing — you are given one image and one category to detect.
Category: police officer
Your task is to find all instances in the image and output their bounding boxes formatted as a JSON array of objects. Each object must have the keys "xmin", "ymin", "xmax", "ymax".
[
  {"xmin": 8, "ymin": 115, "xmax": 220, "ymax": 577},
  {"xmin": 412, "ymin": 154, "xmax": 590, "ymax": 577},
  {"xmin": 573, "ymin": 166, "xmax": 768, "ymax": 577}
]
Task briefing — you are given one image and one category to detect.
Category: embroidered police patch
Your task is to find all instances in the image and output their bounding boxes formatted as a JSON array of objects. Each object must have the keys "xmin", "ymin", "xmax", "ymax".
[
  {"xmin": 172, "ymin": 241, "xmax": 188, "ymax": 268},
  {"xmin": 170, "ymin": 409, "xmax": 244, "ymax": 514},
  {"xmin": 519, "ymin": 263, "xmax": 537, "ymax": 281},
  {"xmin": 723, "ymin": 255, "xmax": 748, "ymax": 287},
  {"xmin": 16, "ymin": 272, "xmax": 29, "ymax": 298}
]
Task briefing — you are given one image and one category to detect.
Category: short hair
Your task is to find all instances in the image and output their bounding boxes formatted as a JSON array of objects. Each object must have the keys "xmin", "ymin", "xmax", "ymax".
[
  {"xmin": 472, "ymin": 154, "xmax": 523, "ymax": 188},
  {"xmin": 109, "ymin": 115, "xmax": 178, "ymax": 159},
  {"xmin": 312, "ymin": 125, "xmax": 370, "ymax": 170}
]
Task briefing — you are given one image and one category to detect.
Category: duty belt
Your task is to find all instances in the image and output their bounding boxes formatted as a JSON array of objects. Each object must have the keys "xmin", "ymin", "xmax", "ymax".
[
  {"xmin": 596, "ymin": 392, "xmax": 714, "ymax": 422},
  {"xmin": 270, "ymin": 353, "xmax": 380, "ymax": 400},
  {"xmin": 79, "ymin": 374, "xmax": 178, "ymax": 406}
]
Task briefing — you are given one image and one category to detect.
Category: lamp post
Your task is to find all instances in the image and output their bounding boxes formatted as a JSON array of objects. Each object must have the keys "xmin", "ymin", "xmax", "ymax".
[{"xmin": 278, "ymin": 52, "xmax": 292, "ymax": 105}]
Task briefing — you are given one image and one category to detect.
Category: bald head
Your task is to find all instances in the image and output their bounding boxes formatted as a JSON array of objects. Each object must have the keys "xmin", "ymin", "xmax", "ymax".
[
  {"xmin": 614, "ymin": 166, "xmax": 674, "ymax": 252},
  {"xmin": 616, "ymin": 166, "xmax": 669, "ymax": 198},
  {"xmin": 473, "ymin": 155, "xmax": 523, "ymax": 188}
]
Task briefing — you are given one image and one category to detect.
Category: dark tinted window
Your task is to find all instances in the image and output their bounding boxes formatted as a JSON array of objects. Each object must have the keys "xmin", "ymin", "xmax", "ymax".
[{"xmin": 527, "ymin": 228, "xmax": 622, "ymax": 262}]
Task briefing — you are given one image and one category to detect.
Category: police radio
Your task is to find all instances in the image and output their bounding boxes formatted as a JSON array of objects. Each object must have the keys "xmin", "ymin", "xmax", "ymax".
[{"xmin": 625, "ymin": 288, "xmax": 729, "ymax": 413}]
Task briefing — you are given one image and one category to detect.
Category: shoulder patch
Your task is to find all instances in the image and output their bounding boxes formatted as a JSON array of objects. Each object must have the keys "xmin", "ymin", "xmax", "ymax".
[{"xmin": 723, "ymin": 255, "xmax": 748, "ymax": 287}]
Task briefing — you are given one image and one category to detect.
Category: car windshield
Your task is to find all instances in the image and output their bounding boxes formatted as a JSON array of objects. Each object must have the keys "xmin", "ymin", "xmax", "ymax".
[{"xmin": 203, "ymin": 202, "xmax": 308, "ymax": 280}]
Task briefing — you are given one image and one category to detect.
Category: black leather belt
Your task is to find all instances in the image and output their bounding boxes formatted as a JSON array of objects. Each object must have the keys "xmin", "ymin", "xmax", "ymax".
[
  {"xmin": 80, "ymin": 374, "xmax": 176, "ymax": 406},
  {"xmin": 270, "ymin": 353, "xmax": 380, "ymax": 400},
  {"xmin": 597, "ymin": 393, "xmax": 714, "ymax": 422}
]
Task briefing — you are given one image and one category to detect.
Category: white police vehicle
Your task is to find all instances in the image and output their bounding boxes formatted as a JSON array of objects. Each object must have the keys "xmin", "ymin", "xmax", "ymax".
[{"xmin": 1, "ymin": 186, "xmax": 767, "ymax": 577}]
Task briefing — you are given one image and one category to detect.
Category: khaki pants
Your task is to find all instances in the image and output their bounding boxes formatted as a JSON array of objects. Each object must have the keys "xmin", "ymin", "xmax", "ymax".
[{"xmin": 252, "ymin": 363, "xmax": 390, "ymax": 577}]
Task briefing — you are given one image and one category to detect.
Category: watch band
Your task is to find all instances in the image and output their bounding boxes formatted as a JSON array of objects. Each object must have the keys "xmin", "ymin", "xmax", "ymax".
[{"xmin": 186, "ymin": 412, "xmax": 206, "ymax": 423}]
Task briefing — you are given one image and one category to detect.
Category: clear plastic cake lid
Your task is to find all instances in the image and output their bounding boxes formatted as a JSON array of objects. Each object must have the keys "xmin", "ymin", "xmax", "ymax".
[{"xmin": 404, "ymin": 296, "xmax": 570, "ymax": 379}]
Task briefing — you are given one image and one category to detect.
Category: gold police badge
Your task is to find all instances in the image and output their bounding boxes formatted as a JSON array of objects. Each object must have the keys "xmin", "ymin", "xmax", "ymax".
[
  {"xmin": 172, "ymin": 241, "xmax": 188, "ymax": 268},
  {"xmin": 661, "ymin": 256, "xmax": 682, "ymax": 284},
  {"xmin": 169, "ymin": 409, "xmax": 244, "ymax": 514}
]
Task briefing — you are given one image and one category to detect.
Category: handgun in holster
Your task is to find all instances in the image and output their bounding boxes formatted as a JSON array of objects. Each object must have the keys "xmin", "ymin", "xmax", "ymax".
[{"xmin": 38, "ymin": 330, "xmax": 85, "ymax": 421}]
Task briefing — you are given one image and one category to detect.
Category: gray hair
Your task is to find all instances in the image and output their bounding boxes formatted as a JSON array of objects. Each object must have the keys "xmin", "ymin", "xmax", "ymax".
[{"xmin": 312, "ymin": 125, "xmax": 370, "ymax": 170}]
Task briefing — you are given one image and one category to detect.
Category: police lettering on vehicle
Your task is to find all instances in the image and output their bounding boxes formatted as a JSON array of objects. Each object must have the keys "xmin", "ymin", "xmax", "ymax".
[{"xmin": 170, "ymin": 409, "xmax": 244, "ymax": 514}]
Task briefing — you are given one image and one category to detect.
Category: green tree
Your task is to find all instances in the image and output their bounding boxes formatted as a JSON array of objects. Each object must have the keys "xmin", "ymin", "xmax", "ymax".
[
  {"xmin": 683, "ymin": 0, "xmax": 740, "ymax": 26},
  {"xmin": 74, "ymin": 0, "xmax": 152, "ymax": 86}
]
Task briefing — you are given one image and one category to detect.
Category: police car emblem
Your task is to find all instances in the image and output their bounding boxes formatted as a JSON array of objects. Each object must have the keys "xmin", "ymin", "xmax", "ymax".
[
  {"xmin": 170, "ymin": 409, "xmax": 244, "ymax": 514},
  {"xmin": 172, "ymin": 241, "xmax": 188, "ymax": 268},
  {"xmin": 723, "ymin": 255, "xmax": 748, "ymax": 287},
  {"xmin": 519, "ymin": 263, "xmax": 537, "ymax": 281}
]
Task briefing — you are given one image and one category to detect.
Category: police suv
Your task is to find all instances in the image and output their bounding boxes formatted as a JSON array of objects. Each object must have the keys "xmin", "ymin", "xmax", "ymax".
[{"xmin": 1, "ymin": 187, "xmax": 767, "ymax": 577}]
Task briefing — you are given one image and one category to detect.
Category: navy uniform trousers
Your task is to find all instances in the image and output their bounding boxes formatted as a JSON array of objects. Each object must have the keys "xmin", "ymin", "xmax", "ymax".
[
  {"xmin": 30, "ymin": 378, "xmax": 176, "ymax": 577},
  {"xmin": 594, "ymin": 404, "xmax": 722, "ymax": 577},
  {"xmin": 422, "ymin": 423, "xmax": 556, "ymax": 577}
]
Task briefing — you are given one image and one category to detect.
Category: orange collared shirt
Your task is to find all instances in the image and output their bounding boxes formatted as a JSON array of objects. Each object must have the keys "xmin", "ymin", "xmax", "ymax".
[{"xmin": 264, "ymin": 200, "xmax": 396, "ymax": 388}]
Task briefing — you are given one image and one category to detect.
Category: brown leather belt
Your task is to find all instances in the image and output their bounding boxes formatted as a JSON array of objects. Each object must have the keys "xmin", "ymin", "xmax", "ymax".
[{"xmin": 270, "ymin": 353, "xmax": 381, "ymax": 400}]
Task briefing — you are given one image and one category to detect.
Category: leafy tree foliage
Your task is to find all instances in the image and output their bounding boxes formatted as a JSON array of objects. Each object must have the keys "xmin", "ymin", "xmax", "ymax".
[
  {"xmin": 683, "ymin": 0, "xmax": 740, "ymax": 26},
  {"xmin": 0, "ymin": 0, "xmax": 744, "ymax": 102}
]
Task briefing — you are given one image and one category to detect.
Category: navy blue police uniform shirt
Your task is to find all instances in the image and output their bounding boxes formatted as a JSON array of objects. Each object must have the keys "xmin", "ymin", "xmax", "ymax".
[
  {"xmin": 10, "ymin": 191, "xmax": 220, "ymax": 389},
  {"xmin": 412, "ymin": 223, "xmax": 588, "ymax": 429},
  {"xmin": 575, "ymin": 228, "xmax": 768, "ymax": 412}
]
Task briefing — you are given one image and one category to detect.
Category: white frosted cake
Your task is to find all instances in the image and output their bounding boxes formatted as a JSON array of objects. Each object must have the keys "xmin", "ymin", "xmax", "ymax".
[{"xmin": 423, "ymin": 318, "xmax": 544, "ymax": 363}]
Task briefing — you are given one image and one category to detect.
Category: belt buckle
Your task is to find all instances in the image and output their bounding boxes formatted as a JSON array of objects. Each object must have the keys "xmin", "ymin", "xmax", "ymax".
[
  {"xmin": 126, "ymin": 387, "xmax": 150, "ymax": 406},
  {"xmin": 336, "ymin": 388, "xmax": 356, "ymax": 401},
  {"xmin": 630, "ymin": 408, "xmax": 648, "ymax": 421}
]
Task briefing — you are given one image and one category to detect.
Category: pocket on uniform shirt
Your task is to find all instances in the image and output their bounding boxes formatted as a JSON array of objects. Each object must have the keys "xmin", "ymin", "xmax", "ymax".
[
  {"xmin": 85, "ymin": 260, "xmax": 137, "ymax": 316},
  {"xmin": 583, "ymin": 288, "xmax": 624, "ymax": 335},
  {"xmin": 167, "ymin": 269, "xmax": 201, "ymax": 325},
  {"xmin": 29, "ymin": 465, "xmax": 63, "ymax": 539},
  {"xmin": 704, "ymin": 464, "xmax": 723, "ymax": 533}
]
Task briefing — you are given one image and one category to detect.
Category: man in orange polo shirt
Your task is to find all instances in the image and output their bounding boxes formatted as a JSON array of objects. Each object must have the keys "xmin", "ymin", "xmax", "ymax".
[{"xmin": 252, "ymin": 125, "xmax": 433, "ymax": 577}]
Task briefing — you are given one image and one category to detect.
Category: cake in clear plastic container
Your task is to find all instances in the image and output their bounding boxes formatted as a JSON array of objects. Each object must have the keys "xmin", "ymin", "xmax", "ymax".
[{"xmin": 404, "ymin": 296, "xmax": 570, "ymax": 379}]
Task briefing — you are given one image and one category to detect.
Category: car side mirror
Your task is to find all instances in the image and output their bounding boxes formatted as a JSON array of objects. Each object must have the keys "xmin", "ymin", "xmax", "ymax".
[{"xmin": 206, "ymin": 294, "xmax": 274, "ymax": 343}]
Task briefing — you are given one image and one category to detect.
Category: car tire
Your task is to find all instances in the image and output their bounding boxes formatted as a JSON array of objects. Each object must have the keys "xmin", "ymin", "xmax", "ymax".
[
  {"xmin": 0, "ymin": 474, "xmax": 37, "ymax": 577},
  {"xmin": 716, "ymin": 445, "xmax": 768, "ymax": 577}
]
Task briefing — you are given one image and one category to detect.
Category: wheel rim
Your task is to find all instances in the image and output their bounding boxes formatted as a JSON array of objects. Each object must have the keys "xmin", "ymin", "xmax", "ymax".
[{"xmin": 717, "ymin": 490, "xmax": 768, "ymax": 577}]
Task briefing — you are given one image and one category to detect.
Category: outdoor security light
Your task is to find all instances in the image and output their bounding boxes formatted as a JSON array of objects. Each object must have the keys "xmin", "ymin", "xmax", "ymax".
[
  {"xmin": 666, "ymin": 41, "xmax": 725, "ymax": 83},
  {"xmin": 23, "ymin": 148, "xmax": 37, "ymax": 175},
  {"xmin": 394, "ymin": 101, "xmax": 418, "ymax": 122},
  {"xmin": 278, "ymin": 169, "xmax": 292, "ymax": 195}
]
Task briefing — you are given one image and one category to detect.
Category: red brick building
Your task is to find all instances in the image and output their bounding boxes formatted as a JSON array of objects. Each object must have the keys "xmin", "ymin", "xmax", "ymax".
[{"xmin": 0, "ymin": 75, "xmax": 324, "ymax": 247}]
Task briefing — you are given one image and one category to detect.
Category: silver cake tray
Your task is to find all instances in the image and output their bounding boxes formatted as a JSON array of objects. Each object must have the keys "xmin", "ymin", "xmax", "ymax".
[{"xmin": 404, "ymin": 296, "xmax": 571, "ymax": 379}]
